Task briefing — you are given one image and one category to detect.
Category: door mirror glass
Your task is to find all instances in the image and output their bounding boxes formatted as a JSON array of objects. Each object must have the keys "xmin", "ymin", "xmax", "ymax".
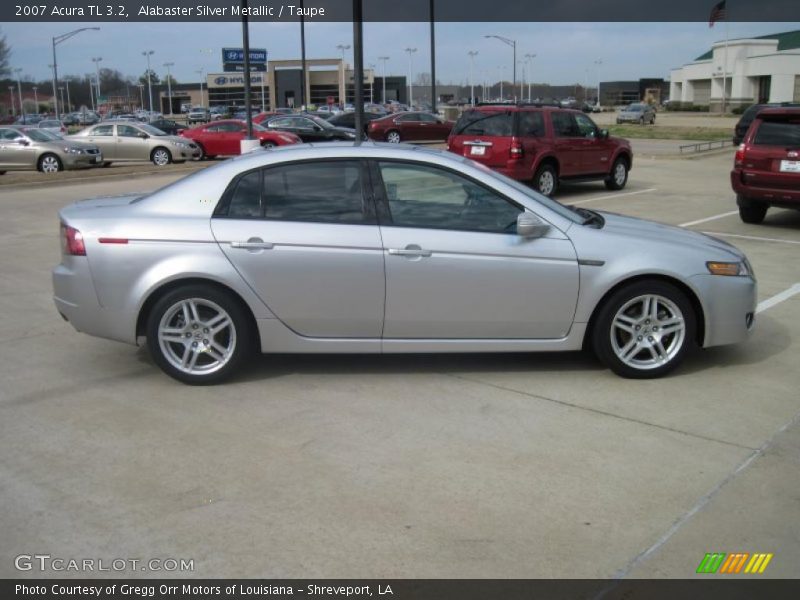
[
  {"xmin": 138, "ymin": 132, "xmax": 149, "ymax": 139},
  {"xmin": 14, "ymin": 137, "xmax": 29, "ymax": 145},
  {"xmin": 517, "ymin": 213, "xmax": 549, "ymax": 238},
  {"xmin": 598, "ymin": 128, "xmax": 609, "ymax": 140}
]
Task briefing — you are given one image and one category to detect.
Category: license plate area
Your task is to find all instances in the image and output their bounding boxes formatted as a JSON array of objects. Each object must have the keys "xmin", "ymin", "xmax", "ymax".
[
  {"xmin": 779, "ymin": 160, "xmax": 800, "ymax": 173},
  {"xmin": 470, "ymin": 146, "xmax": 486, "ymax": 156}
]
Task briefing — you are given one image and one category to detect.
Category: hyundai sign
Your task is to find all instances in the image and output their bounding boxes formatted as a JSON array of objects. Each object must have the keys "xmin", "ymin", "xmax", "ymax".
[{"xmin": 222, "ymin": 48, "xmax": 267, "ymax": 64}]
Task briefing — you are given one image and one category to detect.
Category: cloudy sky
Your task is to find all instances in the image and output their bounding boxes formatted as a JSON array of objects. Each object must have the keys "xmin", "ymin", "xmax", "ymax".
[{"xmin": 2, "ymin": 21, "xmax": 798, "ymax": 85}]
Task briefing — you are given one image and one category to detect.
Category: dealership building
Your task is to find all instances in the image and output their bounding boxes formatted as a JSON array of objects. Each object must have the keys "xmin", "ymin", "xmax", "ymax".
[{"xmin": 669, "ymin": 30, "xmax": 800, "ymax": 111}]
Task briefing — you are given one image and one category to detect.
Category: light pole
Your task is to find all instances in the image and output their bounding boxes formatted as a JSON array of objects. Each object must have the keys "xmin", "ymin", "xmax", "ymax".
[
  {"xmin": 368, "ymin": 63, "xmax": 376, "ymax": 104},
  {"xmin": 196, "ymin": 69, "xmax": 205, "ymax": 108},
  {"xmin": 63, "ymin": 78, "xmax": 71, "ymax": 113},
  {"xmin": 524, "ymin": 54, "xmax": 536, "ymax": 101},
  {"xmin": 336, "ymin": 44, "xmax": 350, "ymax": 106},
  {"xmin": 468, "ymin": 51, "xmax": 478, "ymax": 106},
  {"xmin": 142, "ymin": 50, "xmax": 154, "ymax": 113},
  {"xmin": 8, "ymin": 87, "xmax": 15, "ymax": 117},
  {"xmin": 485, "ymin": 35, "xmax": 517, "ymax": 101},
  {"xmin": 378, "ymin": 56, "xmax": 389, "ymax": 104},
  {"xmin": 32, "ymin": 86, "xmax": 38, "ymax": 114},
  {"xmin": 52, "ymin": 27, "xmax": 100, "ymax": 119},
  {"xmin": 14, "ymin": 68, "xmax": 24, "ymax": 123},
  {"xmin": 404, "ymin": 47, "xmax": 417, "ymax": 107},
  {"xmin": 88, "ymin": 75, "xmax": 95, "ymax": 112},
  {"xmin": 58, "ymin": 87, "xmax": 65, "ymax": 117},
  {"xmin": 163, "ymin": 62, "xmax": 174, "ymax": 115},
  {"xmin": 91, "ymin": 57, "xmax": 102, "ymax": 109},
  {"xmin": 498, "ymin": 66, "xmax": 504, "ymax": 100},
  {"xmin": 137, "ymin": 84, "xmax": 144, "ymax": 110},
  {"xmin": 594, "ymin": 59, "xmax": 603, "ymax": 108}
]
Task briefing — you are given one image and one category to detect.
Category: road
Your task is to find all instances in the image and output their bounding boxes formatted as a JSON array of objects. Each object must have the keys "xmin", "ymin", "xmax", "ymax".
[{"xmin": 0, "ymin": 150, "xmax": 798, "ymax": 579}]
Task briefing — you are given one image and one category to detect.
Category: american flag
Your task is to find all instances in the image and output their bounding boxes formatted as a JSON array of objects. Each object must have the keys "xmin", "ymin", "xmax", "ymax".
[{"xmin": 709, "ymin": 0, "xmax": 727, "ymax": 27}]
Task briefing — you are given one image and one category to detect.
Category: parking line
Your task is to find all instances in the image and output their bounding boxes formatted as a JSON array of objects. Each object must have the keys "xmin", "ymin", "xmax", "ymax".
[
  {"xmin": 569, "ymin": 188, "xmax": 657, "ymax": 205},
  {"xmin": 756, "ymin": 283, "xmax": 800, "ymax": 314},
  {"xmin": 679, "ymin": 210, "xmax": 739, "ymax": 228},
  {"xmin": 701, "ymin": 231, "xmax": 800, "ymax": 246}
]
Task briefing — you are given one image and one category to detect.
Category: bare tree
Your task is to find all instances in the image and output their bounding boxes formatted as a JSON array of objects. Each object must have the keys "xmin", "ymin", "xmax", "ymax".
[{"xmin": 0, "ymin": 30, "xmax": 10, "ymax": 78}]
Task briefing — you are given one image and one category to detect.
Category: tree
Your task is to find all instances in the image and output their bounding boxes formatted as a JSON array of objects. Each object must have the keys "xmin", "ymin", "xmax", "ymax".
[
  {"xmin": 139, "ymin": 69, "xmax": 160, "ymax": 86},
  {"xmin": 0, "ymin": 30, "xmax": 10, "ymax": 78},
  {"xmin": 415, "ymin": 72, "xmax": 432, "ymax": 86},
  {"xmin": 163, "ymin": 74, "xmax": 178, "ymax": 87}
]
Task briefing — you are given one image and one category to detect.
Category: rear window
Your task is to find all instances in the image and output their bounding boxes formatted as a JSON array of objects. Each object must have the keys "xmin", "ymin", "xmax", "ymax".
[
  {"xmin": 753, "ymin": 120, "xmax": 800, "ymax": 147},
  {"xmin": 453, "ymin": 110, "xmax": 514, "ymax": 136}
]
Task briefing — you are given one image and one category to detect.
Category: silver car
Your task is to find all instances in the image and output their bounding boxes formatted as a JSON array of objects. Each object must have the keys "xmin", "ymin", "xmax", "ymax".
[
  {"xmin": 52, "ymin": 143, "xmax": 756, "ymax": 384},
  {"xmin": 617, "ymin": 103, "xmax": 656, "ymax": 124},
  {"xmin": 0, "ymin": 126, "xmax": 102, "ymax": 173},
  {"xmin": 69, "ymin": 121, "xmax": 200, "ymax": 166}
]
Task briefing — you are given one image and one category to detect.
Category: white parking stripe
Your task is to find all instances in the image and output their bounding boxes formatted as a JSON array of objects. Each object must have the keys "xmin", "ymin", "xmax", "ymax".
[
  {"xmin": 679, "ymin": 210, "xmax": 739, "ymax": 227},
  {"xmin": 569, "ymin": 188, "xmax": 657, "ymax": 205},
  {"xmin": 702, "ymin": 231, "xmax": 800, "ymax": 246},
  {"xmin": 757, "ymin": 283, "xmax": 800, "ymax": 314}
]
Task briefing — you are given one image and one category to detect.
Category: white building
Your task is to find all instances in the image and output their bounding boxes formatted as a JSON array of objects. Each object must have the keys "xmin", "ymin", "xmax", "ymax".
[{"xmin": 670, "ymin": 30, "xmax": 800, "ymax": 112}]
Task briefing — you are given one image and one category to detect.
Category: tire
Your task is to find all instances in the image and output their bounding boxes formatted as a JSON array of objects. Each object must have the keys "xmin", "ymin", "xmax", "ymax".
[
  {"xmin": 194, "ymin": 143, "xmax": 205, "ymax": 161},
  {"xmin": 145, "ymin": 284, "xmax": 253, "ymax": 385},
  {"xmin": 151, "ymin": 147, "xmax": 171, "ymax": 166},
  {"xmin": 592, "ymin": 280, "xmax": 696, "ymax": 379},
  {"xmin": 604, "ymin": 157, "xmax": 629, "ymax": 190},
  {"xmin": 739, "ymin": 204, "xmax": 767, "ymax": 224},
  {"xmin": 533, "ymin": 163, "xmax": 558, "ymax": 197},
  {"xmin": 261, "ymin": 141, "xmax": 276, "ymax": 149},
  {"xmin": 385, "ymin": 130, "xmax": 401, "ymax": 143},
  {"xmin": 0, "ymin": 171, "xmax": 6, "ymax": 175},
  {"xmin": 101, "ymin": 161, "xmax": 112, "ymax": 168},
  {"xmin": 38, "ymin": 153, "xmax": 63, "ymax": 173}
]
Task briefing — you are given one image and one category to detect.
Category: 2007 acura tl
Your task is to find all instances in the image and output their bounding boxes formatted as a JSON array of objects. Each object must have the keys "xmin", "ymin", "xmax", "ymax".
[{"xmin": 52, "ymin": 143, "xmax": 756, "ymax": 384}]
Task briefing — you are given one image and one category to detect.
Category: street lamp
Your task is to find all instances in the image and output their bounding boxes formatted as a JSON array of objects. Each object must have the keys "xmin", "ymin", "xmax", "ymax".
[
  {"xmin": 14, "ymin": 68, "xmax": 24, "ymax": 123},
  {"xmin": 336, "ymin": 44, "xmax": 350, "ymax": 106},
  {"xmin": 467, "ymin": 51, "xmax": 478, "ymax": 106},
  {"xmin": 594, "ymin": 59, "xmax": 603, "ymax": 108},
  {"xmin": 32, "ymin": 86, "xmax": 38, "ymax": 114},
  {"xmin": 137, "ymin": 84, "xmax": 144, "ymax": 110},
  {"xmin": 8, "ymin": 87, "xmax": 15, "ymax": 117},
  {"xmin": 91, "ymin": 57, "xmax": 102, "ymax": 110},
  {"xmin": 63, "ymin": 78, "xmax": 71, "ymax": 113},
  {"xmin": 404, "ymin": 47, "xmax": 417, "ymax": 107},
  {"xmin": 497, "ymin": 65, "xmax": 504, "ymax": 101},
  {"xmin": 58, "ymin": 86, "xmax": 65, "ymax": 116},
  {"xmin": 163, "ymin": 62, "xmax": 174, "ymax": 115},
  {"xmin": 368, "ymin": 63, "xmax": 376, "ymax": 104},
  {"xmin": 142, "ymin": 50, "xmax": 154, "ymax": 113},
  {"xmin": 52, "ymin": 27, "xmax": 100, "ymax": 119},
  {"xmin": 524, "ymin": 54, "xmax": 536, "ymax": 101},
  {"xmin": 378, "ymin": 56, "xmax": 389, "ymax": 104},
  {"xmin": 196, "ymin": 69, "xmax": 205, "ymax": 108},
  {"xmin": 485, "ymin": 34, "xmax": 517, "ymax": 101}
]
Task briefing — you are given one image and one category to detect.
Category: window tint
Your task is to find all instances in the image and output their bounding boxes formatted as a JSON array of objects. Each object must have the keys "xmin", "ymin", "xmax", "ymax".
[
  {"xmin": 753, "ymin": 120, "xmax": 800, "ymax": 146},
  {"xmin": 396, "ymin": 114, "xmax": 419, "ymax": 122},
  {"xmin": 419, "ymin": 113, "xmax": 439, "ymax": 122},
  {"xmin": 205, "ymin": 124, "xmax": 224, "ymax": 132},
  {"xmin": 574, "ymin": 113, "xmax": 598, "ymax": 137},
  {"xmin": 519, "ymin": 111, "xmax": 545, "ymax": 136},
  {"xmin": 0, "ymin": 128, "xmax": 21, "ymax": 140},
  {"xmin": 378, "ymin": 162, "xmax": 521, "ymax": 233},
  {"xmin": 263, "ymin": 161, "xmax": 368, "ymax": 224},
  {"xmin": 551, "ymin": 112, "xmax": 579, "ymax": 137},
  {"xmin": 117, "ymin": 125, "xmax": 140, "ymax": 137},
  {"xmin": 218, "ymin": 123, "xmax": 243, "ymax": 132},
  {"xmin": 90, "ymin": 125, "xmax": 114, "ymax": 136},
  {"xmin": 268, "ymin": 117, "xmax": 294, "ymax": 128},
  {"xmin": 228, "ymin": 171, "xmax": 262, "ymax": 218},
  {"xmin": 454, "ymin": 110, "xmax": 513, "ymax": 136}
]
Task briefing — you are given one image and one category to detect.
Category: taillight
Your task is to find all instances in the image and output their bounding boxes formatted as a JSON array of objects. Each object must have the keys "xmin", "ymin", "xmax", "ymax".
[
  {"xmin": 734, "ymin": 143, "xmax": 746, "ymax": 166},
  {"xmin": 61, "ymin": 223, "xmax": 86, "ymax": 256},
  {"xmin": 510, "ymin": 137, "xmax": 523, "ymax": 160}
]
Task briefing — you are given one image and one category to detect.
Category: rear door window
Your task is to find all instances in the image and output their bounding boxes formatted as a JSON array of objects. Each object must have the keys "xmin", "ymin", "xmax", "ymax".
[
  {"xmin": 753, "ymin": 120, "xmax": 800, "ymax": 147},
  {"xmin": 519, "ymin": 111, "xmax": 545, "ymax": 136},
  {"xmin": 453, "ymin": 111, "xmax": 514, "ymax": 136}
]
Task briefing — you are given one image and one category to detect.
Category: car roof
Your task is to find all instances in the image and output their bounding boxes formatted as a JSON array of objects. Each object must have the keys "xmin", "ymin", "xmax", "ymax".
[{"xmin": 755, "ymin": 107, "xmax": 800, "ymax": 119}]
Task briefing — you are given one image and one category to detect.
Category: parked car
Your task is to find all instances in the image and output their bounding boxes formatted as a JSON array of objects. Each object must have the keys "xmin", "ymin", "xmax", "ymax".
[
  {"xmin": 252, "ymin": 112, "xmax": 277, "ymax": 125},
  {"xmin": 447, "ymin": 104, "xmax": 633, "ymax": 196},
  {"xmin": 52, "ymin": 142, "xmax": 757, "ymax": 384},
  {"xmin": 730, "ymin": 107, "xmax": 800, "ymax": 223},
  {"xmin": 180, "ymin": 120, "xmax": 301, "ymax": 158},
  {"xmin": 732, "ymin": 102, "xmax": 800, "ymax": 145},
  {"xmin": 69, "ymin": 121, "xmax": 201, "ymax": 166},
  {"xmin": 149, "ymin": 118, "xmax": 184, "ymax": 136},
  {"xmin": 274, "ymin": 108, "xmax": 294, "ymax": 115},
  {"xmin": 0, "ymin": 126, "xmax": 102, "ymax": 173},
  {"xmin": 37, "ymin": 119, "xmax": 67, "ymax": 136},
  {"xmin": 367, "ymin": 111, "xmax": 454, "ymax": 143},
  {"xmin": 187, "ymin": 107, "xmax": 211, "ymax": 125},
  {"xmin": 263, "ymin": 114, "xmax": 357, "ymax": 142},
  {"xmin": 616, "ymin": 103, "xmax": 656, "ymax": 125},
  {"xmin": 326, "ymin": 111, "xmax": 384, "ymax": 134}
]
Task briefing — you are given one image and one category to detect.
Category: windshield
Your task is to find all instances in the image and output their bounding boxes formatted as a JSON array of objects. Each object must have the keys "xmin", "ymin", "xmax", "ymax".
[
  {"xmin": 23, "ymin": 129, "xmax": 57, "ymax": 143},
  {"xmin": 29, "ymin": 129, "xmax": 63, "ymax": 141},
  {"xmin": 626, "ymin": 105, "xmax": 644, "ymax": 112},
  {"xmin": 138, "ymin": 123, "xmax": 168, "ymax": 136}
]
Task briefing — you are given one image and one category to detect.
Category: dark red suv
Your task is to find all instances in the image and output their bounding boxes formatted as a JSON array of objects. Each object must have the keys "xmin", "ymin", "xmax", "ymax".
[
  {"xmin": 447, "ymin": 103, "xmax": 633, "ymax": 196},
  {"xmin": 731, "ymin": 107, "xmax": 800, "ymax": 224}
]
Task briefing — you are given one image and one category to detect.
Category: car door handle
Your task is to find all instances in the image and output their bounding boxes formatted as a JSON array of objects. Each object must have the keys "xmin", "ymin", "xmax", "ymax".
[
  {"xmin": 231, "ymin": 240, "xmax": 274, "ymax": 250},
  {"xmin": 388, "ymin": 247, "xmax": 431, "ymax": 257}
]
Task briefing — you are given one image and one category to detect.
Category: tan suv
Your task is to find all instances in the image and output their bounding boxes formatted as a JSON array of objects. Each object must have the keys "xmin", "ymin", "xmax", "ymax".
[{"xmin": 0, "ymin": 126, "xmax": 102, "ymax": 173}]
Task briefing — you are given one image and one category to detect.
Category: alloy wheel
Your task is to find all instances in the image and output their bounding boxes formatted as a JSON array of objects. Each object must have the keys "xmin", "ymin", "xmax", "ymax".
[
  {"xmin": 609, "ymin": 294, "xmax": 686, "ymax": 370},
  {"xmin": 614, "ymin": 162, "xmax": 627, "ymax": 186},
  {"xmin": 40, "ymin": 155, "xmax": 60, "ymax": 173},
  {"xmin": 153, "ymin": 149, "xmax": 170, "ymax": 166},
  {"xmin": 386, "ymin": 131, "xmax": 401, "ymax": 143},
  {"xmin": 538, "ymin": 170, "xmax": 555, "ymax": 196}
]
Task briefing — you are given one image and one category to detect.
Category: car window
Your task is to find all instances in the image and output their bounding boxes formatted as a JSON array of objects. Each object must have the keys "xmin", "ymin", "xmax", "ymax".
[
  {"xmin": 753, "ymin": 120, "xmax": 800, "ymax": 146},
  {"xmin": 419, "ymin": 113, "xmax": 438, "ymax": 123},
  {"xmin": 227, "ymin": 171, "xmax": 262, "ymax": 218},
  {"xmin": 205, "ymin": 124, "xmax": 224, "ymax": 133},
  {"xmin": 453, "ymin": 110, "xmax": 513, "ymax": 136},
  {"xmin": 217, "ymin": 123, "xmax": 242, "ymax": 133},
  {"xmin": 90, "ymin": 124, "xmax": 114, "ymax": 136},
  {"xmin": 261, "ymin": 161, "xmax": 368, "ymax": 224},
  {"xmin": 117, "ymin": 125, "xmax": 141, "ymax": 137},
  {"xmin": 39, "ymin": 120, "xmax": 60, "ymax": 128},
  {"xmin": 378, "ymin": 161, "xmax": 521, "ymax": 233},
  {"xmin": 551, "ymin": 112, "xmax": 580, "ymax": 137},
  {"xmin": 0, "ymin": 128, "xmax": 22, "ymax": 140},
  {"xmin": 396, "ymin": 114, "xmax": 419, "ymax": 123},
  {"xmin": 574, "ymin": 113, "xmax": 598, "ymax": 138},
  {"xmin": 519, "ymin": 111, "xmax": 545, "ymax": 136}
]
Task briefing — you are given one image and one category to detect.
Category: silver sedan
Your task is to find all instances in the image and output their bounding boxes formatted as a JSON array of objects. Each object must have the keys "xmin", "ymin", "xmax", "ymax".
[{"xmin": 52, "ymin": 143, "xmax": 756, "ymax": 384}]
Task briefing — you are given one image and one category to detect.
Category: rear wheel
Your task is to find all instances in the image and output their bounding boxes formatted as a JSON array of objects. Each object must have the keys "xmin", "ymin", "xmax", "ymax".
[
  {"xmin": 145, "ymin": 285, "xmax": 253, "ymax": 385},
  {"xmin": 38, "ymin": 153, "xmax": 62, "ymax": 173},
  {"xmin": 604, "ymin": 157, "xmax": 628, "ymax": 190},
  {"xmin": 386, "ymin": 130, "xmax": 401, "ymax": 143},
  {"xmin": 261, "ymin": 141, "xmax": 276, "ymax": 149},
  {"xmin": 592, "ymin": 280, "xmax": 696, "ymax": 379},
  {"xmin": 739, "ymin": 204, "xmax": 768, "ymax": 224},
  {"xmin": 533, "ymin": 163, "xmax": 558, "ymax": 197}
]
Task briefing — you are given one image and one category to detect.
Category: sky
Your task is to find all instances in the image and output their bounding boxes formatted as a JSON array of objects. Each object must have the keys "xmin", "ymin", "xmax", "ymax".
[{"xmin": 1, "ymin": 21, "xmax": 798, "ymax": 86}]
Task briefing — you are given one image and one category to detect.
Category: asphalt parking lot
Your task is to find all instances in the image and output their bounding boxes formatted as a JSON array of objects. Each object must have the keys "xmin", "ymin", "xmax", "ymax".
[{"xmin": 0, "ymin": 149, "xmax": 798, "ymax": 579}]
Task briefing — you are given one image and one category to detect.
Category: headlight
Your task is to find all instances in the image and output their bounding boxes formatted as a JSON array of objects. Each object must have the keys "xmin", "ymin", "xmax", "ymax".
[
  {"xmin": 171, "ymin": 141, "xmax": 189, "ymax": 149},
  {"xmin": 63, "ymin": 146, "xmax": 83, "ymax": 154},
  {"xmin": 706, "ymin": 261, "xmax": 750, "ymax": 277}
]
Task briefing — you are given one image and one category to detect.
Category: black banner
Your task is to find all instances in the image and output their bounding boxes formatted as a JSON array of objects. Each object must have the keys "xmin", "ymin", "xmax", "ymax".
[{"xmin": 4, "ymin": 0, "xmax": 800, "ymax": 22}]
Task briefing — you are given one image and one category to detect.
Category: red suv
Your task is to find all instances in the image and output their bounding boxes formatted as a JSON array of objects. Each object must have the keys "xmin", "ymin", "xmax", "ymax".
[
  {"xmin": 447, "ymin": 103, "xmax": 632, "ymax": 196},
  {"xmin": 731, "ymin": 107, "xmax": 800, "ymax": 223}
]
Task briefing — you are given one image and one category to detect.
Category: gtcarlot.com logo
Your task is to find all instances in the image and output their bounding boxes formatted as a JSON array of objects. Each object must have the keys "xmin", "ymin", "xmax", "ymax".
[
  {"xmin": 696, "ymin": 552, "xmax": 773, "ymax": 574},
  {"xmin": 14, "ymin": 554, "xmax": 194, "ymax": 573}
]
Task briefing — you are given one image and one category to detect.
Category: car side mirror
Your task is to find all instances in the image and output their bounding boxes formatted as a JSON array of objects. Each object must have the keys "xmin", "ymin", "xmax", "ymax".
[
  {"xmin": 517, "ymin": 212, "xmax": 549, "ymax": 238},
  {"xmin": 138, "ymin": 132, "xmax": 149, "ymax": 139},
  {"xmin": 14, "ymin": 138, "xmax": 29, "ymax": 145},
  {"xmin": 598, "ymin": 129, "xmax": 609, "ymax": 140}
]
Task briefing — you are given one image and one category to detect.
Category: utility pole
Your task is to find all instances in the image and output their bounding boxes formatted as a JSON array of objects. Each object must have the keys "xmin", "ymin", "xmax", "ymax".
[
  {"xmin": 336, "ymin": 43, "xmax": 351, "ymax": 106},
  {"xmin": 91, "ymin": 57, "xmax": 102, "ymax": 109},
  {"xmin": 14, "ymin": 68, "xmax": 24, "ymax": 123},
  {"xmin": 378, "ymin": 56, "xmax": 389, "ymax": 104},
  {"xmin": 142, "ymin": 50, "xmax": 154, "ymax": 114},
  {"xmin": 485, "ymin": 35, "xmax": 517, "ymax": 101},
  {"xmin": 405, "ymin": 47, "xmax": 417, "ymax": 107},
  {"xmin": 468, "ymin": 51, "xmax": 478, "ymax": 106},
  {"xmin": 52, "ymin": 27, "xmax": 100, "ymax": 119},
  {"xmin": 525, "ymin": 54, "xmax": 536, "ymax": 101}
]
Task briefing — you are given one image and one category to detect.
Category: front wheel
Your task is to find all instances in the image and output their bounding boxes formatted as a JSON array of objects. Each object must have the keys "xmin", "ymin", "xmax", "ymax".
[
  {"xmin": 38, "ymin": 153, "xmax": 63, "ymax": 173},
  {"xmin": 605, "ymin": 157, "xmax": 628, "ymax": 190},
  {"xmin": 386, "ymin": 130, "xmax": 401, "ymax": 143},
  {"xmin": 592, "ymin": 281, "xmax": 696, "ymax": 379},
  {"xmin": 145, "ymin": 285, "xmax": 253, "ymax": 385},
  {"xmin": 151, "ymin": 147, "xmax": 172, "ymax": 166},
  {"xmin": 533, "ymin": 163, "xmax": 558, "ymax": 197}
]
